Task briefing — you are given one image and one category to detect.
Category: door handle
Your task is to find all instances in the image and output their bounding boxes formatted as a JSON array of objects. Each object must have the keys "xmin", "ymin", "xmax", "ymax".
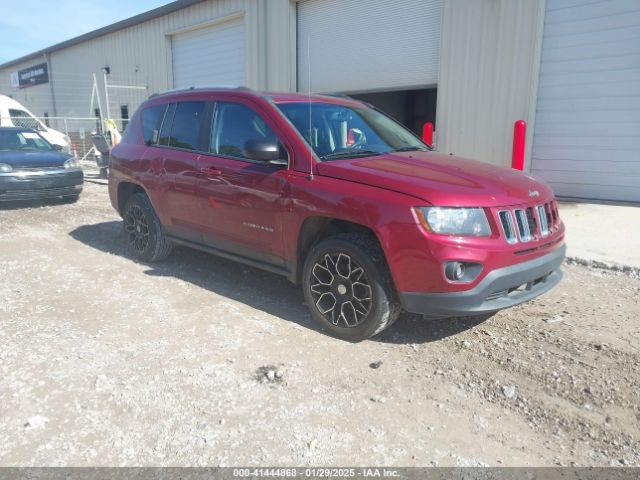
[{"xmin": 199, "ymin": 167, "xmax": 222, "ymax": 178}]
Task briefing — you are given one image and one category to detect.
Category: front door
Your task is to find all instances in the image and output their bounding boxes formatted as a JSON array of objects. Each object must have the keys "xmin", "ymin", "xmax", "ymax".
[{"xmin": 196, "ymin": 100, "xmax": 290, "ymax": 265}]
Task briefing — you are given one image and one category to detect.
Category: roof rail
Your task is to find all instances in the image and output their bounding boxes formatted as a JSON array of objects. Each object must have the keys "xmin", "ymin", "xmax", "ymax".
[
  {"xmin": 149, "ymin": 85, "xmax": 252, "ymax": 99},
  {"xmin": 322, "ymin": 92, "xmax": 353, "ymax": 99}
]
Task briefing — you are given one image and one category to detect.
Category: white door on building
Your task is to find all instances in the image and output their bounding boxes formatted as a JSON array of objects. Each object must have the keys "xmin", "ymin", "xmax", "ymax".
[
  {"xmin": 171, "ymin": 19, "xmax": 245, "ymax": 89},
  {"xmin": 531, "ymin": 0, "xmax": 640, "ymax": 202},
  {"xmin": 296, "ymin": 0, "xmax": 443, "ymax": 93}
]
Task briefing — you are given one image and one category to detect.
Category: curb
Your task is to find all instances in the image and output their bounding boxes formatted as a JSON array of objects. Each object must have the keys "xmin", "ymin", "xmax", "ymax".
[{"xmin": 565, "ymin": 256, "xmax": 640, "ymax": 279}]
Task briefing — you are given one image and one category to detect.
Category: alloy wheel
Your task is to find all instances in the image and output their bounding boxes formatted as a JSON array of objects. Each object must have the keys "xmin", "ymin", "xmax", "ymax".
[
  {"xmin": 309, "ymin": 253, "xmax": 373, "ymax": 328},
  {"xmin": 124, "ymin": 204, "xmax": 150, "ymax": 254}
]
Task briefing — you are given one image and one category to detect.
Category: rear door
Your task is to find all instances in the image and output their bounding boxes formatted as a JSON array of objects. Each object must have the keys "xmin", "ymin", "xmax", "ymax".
[
  {"xmin": 195, "ymin": 99, "xmax": 291, "ymax": 265},
  {"xmin": 145, "ymin": 100, "xmax": 208, "ymax": 241}
]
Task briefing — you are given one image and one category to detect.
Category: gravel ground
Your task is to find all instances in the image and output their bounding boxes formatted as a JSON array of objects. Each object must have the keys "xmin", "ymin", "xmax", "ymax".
[{"xmin": 0, "ymin": 181, "xmax": 639, "ymax": 467}]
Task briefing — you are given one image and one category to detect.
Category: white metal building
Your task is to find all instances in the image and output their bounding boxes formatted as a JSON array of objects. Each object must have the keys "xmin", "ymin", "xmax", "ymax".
[{"xmin": 0, "ymin": 0, "xmax": 638, "ymax": 202}]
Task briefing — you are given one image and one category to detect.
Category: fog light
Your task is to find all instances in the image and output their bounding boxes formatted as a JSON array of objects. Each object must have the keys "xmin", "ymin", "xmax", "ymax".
[
  {"xmin": 444, "ymin": 261, "xmax": 483, "ymax": 283},
  {"xmin": 454, "ymin": 262, "xmax": 465, "ymax": 279},
  {"xmin": 445, "ymin": 262, "xmax": 465, "ymax": 281}
]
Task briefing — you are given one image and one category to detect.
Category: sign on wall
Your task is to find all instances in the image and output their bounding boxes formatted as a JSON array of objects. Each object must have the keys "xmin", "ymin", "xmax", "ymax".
[{"xmin": 13, "ymin": 62, "xmax": 49, "ymax": 89}]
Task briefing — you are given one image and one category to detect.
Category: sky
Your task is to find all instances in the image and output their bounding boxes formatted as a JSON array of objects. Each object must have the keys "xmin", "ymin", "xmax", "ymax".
[{"xmin": 0, "ymin": 0, "xmax": 172, "ymax": 64}]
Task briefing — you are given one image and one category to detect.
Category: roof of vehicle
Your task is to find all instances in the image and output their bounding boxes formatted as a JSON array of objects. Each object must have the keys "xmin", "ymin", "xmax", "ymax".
[{"xmin": 147, "ymin": 86, "xmax": 364, "ymax": 107}]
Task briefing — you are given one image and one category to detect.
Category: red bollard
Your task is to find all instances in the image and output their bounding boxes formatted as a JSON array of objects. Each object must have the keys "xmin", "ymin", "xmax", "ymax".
[
  {"xmin": 422, "ymin": 122, "xmax": 433, "ymax": 146},
  {"xmin": 512, "ymin": 120, "xmax": 526, "ymax": 171}
]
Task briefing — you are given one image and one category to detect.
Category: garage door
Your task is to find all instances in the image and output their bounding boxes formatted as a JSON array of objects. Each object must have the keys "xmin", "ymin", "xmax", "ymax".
[
  {"xmin": 531, "ymin": 0, "xmax": 640, "ymax": 202},
  {"xmin": 171, "ymin": 19, "xmax": 245, "ymax": 89},
  {"xmin": 297, "ymin": 0, "xmax": 443, "ymax": 93}
]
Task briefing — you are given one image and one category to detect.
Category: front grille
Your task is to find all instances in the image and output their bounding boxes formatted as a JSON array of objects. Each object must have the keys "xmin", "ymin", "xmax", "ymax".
[
  {"xmin": 498, "ymin": 211, "xmax": 517, "ymax": 244},
  {"xmin": 514, "ymin": 209, "xmax": 532, "ymax": 242},
  {"xmin": 537, "ymin": 205, "xmax": 549, "ymax": 236},
  {"xmin": 13, "ymin": 166, "xmax": 65, "ymax": 172},
  {"xmin": 498, "ymin": 202, "xmax": 558, "ymax": 244}
]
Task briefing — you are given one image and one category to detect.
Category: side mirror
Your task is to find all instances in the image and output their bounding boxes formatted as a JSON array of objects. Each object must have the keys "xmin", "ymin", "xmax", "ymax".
[
  {"xmin": 52, "ymin": 144, "xmax": 63, "ymax": 151},
  {"xmin": 244, "ymin": 139, "xmax": 280, "ymax": 162}
]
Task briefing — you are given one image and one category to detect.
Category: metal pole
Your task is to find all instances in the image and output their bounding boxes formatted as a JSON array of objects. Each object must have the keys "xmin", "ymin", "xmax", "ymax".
[
  {"xmin": 103, "ymin": 71, "xmax": 111, "ymax": 120},
  {"xmin": 512, "ymin": 120, "xmax": 526, "ymax": 171},
  {"xmin": 93, "ymin": 73, "xmax": 104, "ymax": 133},
  {"xmin": 422, "ymin": 122, "xmax": 434, "ymax": 146}
]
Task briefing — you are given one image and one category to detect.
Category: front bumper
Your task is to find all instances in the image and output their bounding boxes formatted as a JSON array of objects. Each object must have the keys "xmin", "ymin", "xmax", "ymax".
[
  {"xmin": 399, "ymin": 244, "xmax": 566, "ymax": 317},
  {"xmin": 0, "ymin": 168, "xmax": 83, "ymax": 201}
]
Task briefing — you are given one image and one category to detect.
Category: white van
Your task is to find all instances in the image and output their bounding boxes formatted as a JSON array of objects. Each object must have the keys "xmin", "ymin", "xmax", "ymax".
[{"xmin": 0, "ymin": 94, "xmax": 70, "ymax": 151}]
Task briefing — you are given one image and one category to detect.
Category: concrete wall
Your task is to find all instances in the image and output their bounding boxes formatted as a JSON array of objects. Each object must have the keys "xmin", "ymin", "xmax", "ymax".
[{"xmin": 436, "ymin": 0, "xmax": 546, "ymax": 168}]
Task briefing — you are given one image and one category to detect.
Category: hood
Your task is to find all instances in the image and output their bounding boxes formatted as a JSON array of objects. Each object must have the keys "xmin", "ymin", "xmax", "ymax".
[
  {"xmin": 0, "ymin": 150, "xmax": 71, "ymax": 168},
  {"xmin": 40, "ymin": 129, "xmax": 69, "ymax": 146},
  {"xmin": 316, "ymin": 151, "xmax": 554, "ymax": 207}
]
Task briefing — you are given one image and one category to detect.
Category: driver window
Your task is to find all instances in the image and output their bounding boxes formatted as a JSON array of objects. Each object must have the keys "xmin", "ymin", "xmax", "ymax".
[{"xmin": 211, "ymin": 102, "xmax": 280, "ymax": 160}]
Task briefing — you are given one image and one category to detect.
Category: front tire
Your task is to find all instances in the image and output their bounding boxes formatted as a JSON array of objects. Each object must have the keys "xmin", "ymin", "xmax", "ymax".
[
  {"xmin": 302, "ymin": 233, "xmax": 401, "ymax": 341},
  {"xmin": 123, "ymin": 193, "xmax": 172, "ymax": 262}
]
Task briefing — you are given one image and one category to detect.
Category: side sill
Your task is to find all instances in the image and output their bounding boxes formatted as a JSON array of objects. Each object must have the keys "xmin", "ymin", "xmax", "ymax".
[{"xmin": 166, "ymin": 234, "xmax": 294, "ymax": 280}]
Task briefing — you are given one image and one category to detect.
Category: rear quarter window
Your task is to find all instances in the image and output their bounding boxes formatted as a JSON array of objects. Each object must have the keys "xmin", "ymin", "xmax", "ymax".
[{"xmin": 141, "ymin": 105, "xmax": 166, "ymax": 145}]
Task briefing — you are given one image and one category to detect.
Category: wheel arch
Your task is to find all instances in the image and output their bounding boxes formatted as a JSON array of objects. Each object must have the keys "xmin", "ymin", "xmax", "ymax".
[
  {"xmin": 293, "ymin": 216, "xmax": 387, "ymax": 285},
  {"xmin": 116, "ymin": 181, "xmax": 147, "ymax": 215}
]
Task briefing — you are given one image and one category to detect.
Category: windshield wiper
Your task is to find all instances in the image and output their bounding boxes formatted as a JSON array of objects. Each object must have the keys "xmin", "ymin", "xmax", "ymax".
[
  {"xmin": 388, "ymin": 146, "xmax": 431, "ymax": 153},
  {"xmin": 320, "ymin": 149, "xmax": 382, "ymax": 161}
]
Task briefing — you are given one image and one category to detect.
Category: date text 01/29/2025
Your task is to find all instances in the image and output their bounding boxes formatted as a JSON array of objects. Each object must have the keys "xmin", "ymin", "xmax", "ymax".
[{"xmin": 232, "ymin": 468, "xmax": 399, "ymax": 478}]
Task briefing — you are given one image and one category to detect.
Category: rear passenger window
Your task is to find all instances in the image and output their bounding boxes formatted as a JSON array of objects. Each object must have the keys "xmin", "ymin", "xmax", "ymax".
[
  {"xmin": 168, "ymin": 101, "xmax": 206, "ymax": 151},
  {"xmin": 141, "ymin": 105, "xmax": 166, "ymax": 145}
]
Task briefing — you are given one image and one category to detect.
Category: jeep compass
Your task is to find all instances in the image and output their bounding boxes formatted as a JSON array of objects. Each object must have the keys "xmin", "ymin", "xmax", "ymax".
[{"xmin": 108, "ymin": 87, "xmax": 565, "ymax": 341}]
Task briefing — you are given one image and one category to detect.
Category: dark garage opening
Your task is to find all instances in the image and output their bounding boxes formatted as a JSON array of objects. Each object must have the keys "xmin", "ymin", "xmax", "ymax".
[{"xmin": 349, "ymin": 87, "xmax": 437, "ymax": 138}]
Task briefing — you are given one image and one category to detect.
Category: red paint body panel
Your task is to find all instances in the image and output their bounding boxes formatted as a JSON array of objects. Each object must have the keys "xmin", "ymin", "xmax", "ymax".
[{"xmin": 109, "ymin": 88, "xmax": 565, "ymax": 302}]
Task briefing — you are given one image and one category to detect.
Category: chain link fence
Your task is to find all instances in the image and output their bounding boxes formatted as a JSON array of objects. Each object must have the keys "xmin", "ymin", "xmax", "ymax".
[{"xmin": 1, "ymin": 73, "xmax": 150, "ymax": 175}]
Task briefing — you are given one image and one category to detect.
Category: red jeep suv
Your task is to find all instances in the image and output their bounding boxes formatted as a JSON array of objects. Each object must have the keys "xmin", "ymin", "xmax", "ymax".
[{"xmin": 108, "ymin": 87, "xmax": 565, "ymax": 341}]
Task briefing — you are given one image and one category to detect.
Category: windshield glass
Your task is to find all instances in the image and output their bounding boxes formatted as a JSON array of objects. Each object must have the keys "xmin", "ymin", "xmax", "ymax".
[
  {"xmin": 9, "ymin": 109, "xmax": 43, "ymax": 130},
  {"xmin": 0, "ymin": 130, "xmax": 53, "ymax": 151},
  {"xmin": 276, "ymin": 102, "xmax": 429, "ymax": 160}
]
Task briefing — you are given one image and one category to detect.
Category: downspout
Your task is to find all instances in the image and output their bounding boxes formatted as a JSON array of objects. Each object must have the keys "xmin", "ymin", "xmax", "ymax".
[{"xmin": 43, "ymin": 52, "xmax": 58, "ymax": 118}]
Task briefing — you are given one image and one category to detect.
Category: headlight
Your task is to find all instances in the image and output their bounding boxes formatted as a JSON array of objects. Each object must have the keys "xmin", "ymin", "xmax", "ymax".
[
  {"xmin": 415, "ymin": 207, "xmax": 491, "ymax": 236},
  {"xmin": 0, "ymin": 163, "xmax": 13, "ymax": 173},
  {"xmin": 64, "ymin": 158, "xmax": 79, "ymax": 169}
]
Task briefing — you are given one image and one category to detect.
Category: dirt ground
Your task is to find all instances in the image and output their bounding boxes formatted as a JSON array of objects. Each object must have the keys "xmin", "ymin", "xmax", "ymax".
[{"xmin": 0, "ymin": 181, "xmax": 639, "ymax": 467}]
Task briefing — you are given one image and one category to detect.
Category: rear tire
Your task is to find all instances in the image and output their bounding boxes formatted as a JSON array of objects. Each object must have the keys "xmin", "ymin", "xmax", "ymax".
[
  {"xmin": 302, "ymin": 233, "xmax": 401, "ymax": 341},
  {"xmin": 122, "ymin": 193, "xmax": 172, "ymax": 262}
]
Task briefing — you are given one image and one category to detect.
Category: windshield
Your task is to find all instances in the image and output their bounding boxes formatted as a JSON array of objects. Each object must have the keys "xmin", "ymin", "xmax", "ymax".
[
  {"xmin": 276, "ymin": 102, "xmax": 430, "ymax": 160},
  {"xmin": 9, "ymin": 109, "xmax": 43, "ymax": 131},
  {"xmin": 0, "ymin": 130, "xmax": 53, "ymax": 151}
]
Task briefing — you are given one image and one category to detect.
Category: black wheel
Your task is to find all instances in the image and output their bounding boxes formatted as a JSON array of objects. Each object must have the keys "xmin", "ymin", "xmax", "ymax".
[
  {"xmin": 302, "ymin": 233, "xmax": 401, "ymax": 341},
  {"xmin": 123, "ymin": 193, "xmax": 172, "ymax": 262}
]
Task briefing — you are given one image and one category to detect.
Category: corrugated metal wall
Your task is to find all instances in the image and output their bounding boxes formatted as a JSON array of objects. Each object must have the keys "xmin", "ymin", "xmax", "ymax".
[
  {"xmin": 0, "ymin": 0, "xmax": 296, "ymax": 121},
  {"xmin": 436, "ymin": 0, "xmax": 546, "ymax": 168},
  {"xmin": 0, "ymin": 55, "xmax": 56, "ymax": 120},
  {"xmin": 530, "ymin": 0, "xmax": 640, "ymax": 202},
  {"xmin": 296, "ymin": 0, "xmax": 443, "ymax": 93}
]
